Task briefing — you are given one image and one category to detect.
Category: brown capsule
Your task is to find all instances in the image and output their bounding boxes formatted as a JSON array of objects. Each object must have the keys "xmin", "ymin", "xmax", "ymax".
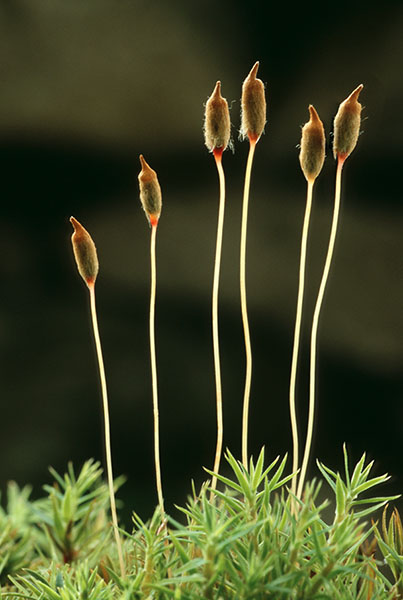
[
  {"xmin": 240, "ymin": 61, "xmax": 267, "ymax": 142},
  {"xmin": 204, "ymin": 81, "xmax": 231, "ymax": 154},
  {"xmin": 299, "ymin": 105, "xmax": 326, "ymax": 183},
  {"xmin": 138, "ymin": 155, "xmax": 162, "ymax": 227},
  {"xmin": 70, "ymin": 217, "xmax": 99, "ymax": 288},
  {"xmin": 333, "ymin": 84, "xmax": 363, "ymax": 160}
]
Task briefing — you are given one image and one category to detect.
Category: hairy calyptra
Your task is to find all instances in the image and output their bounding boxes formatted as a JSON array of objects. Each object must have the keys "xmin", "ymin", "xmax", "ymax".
[
  {"xmin": 70, "ymin": 216, "xmax": 99, "ymax": 288},
  {"xmin": 204, "ymin": 81, "xmax": 231, "ymax": 155},
  {"xmin": 138, "ymin": 155, "xmax": 162, "ymax": 227},
  {"xmin": 240, "ymin": 61, "xmax": 267, "ymax": 143},
  {"xmin": 299, "ymin": 105, "xmax": 326, "ymax": 183},
  {"xmin": 333, "ymin": 84, "xmax": 363, "ymax": 160}
]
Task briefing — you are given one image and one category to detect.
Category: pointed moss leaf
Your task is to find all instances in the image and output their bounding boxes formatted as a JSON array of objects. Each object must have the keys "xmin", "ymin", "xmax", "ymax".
[
  {"xmin": 382, "ymin": 506, "xmax": 394, "ymax": 544},
  {"xmin": 131, "ymin": 510, "xmax": 146, "ymax": 530},
  {"xmin": 31, "ymin": 580, "xmax": 62, "ymax": 600},
  {"xmin": 335, "ymin": 474, "xmax": 347, "ymax": 518},
  {"xmin": 342, "ymin": 444, "xmax": 351, "ymax": 487},
  {"xmin": 169, "ymin": 535, "xmax": 192, "ymax": 565},
  {"xmin": 358, "ymin": 460, "xmax": 375, "ymax": 483},
  {"xmin": 379, "ymin": 538, "xmax": 403, "ymax": 571},
  {"xmin": 318, "ymin": 462, "xmax": 338, "ymax": 480},
  {"xmin": 260, "ymin": 455, "xmax": 281, "ymax": 484},
  {"xmin": 202, "ymin": 496, "xmax": 215, "ymax": 533},
  {"xmin": 203, "ymin": 468, "xmax": 243, "ymax": 495},
  {"xmin": 152, "ymin": 574, "xmax": 206, "ymax": 589},
  {"xmin": 374, "ymin": 534, "xmax": 403, "ymax": 574},
  {"xmin": 48, "ymin": 466, "xmax": 66, "ymax": 490},
  {"xmin": 224, "ymin": 450, "xmax": 252, "ymax": 499},
  {"xmin": 14, "ymin": 576, "xmax": 45, "ymax": 596},
  {"xmin": 267, "ymin": 455, "xmax": 290, "ymax": 491},
  {"xmin": 354, "ymin": 501, "xmax": 394, "ymax": 519},
  {"xmin": 316, "ymin": 461, "xmax": 337, "ymax": 492},
  {"xmin": 50, "ymin": 493, "xmax": 64, "ymax": 540},
  {"xmin": 212, "ymin": 489, "xmax": 244, "ymax": 514},
  {"xmin": 395, "ymin": 510, "xmax": 403, "ymax": 547},
  {"xmin": 86, "ymin": 566, "xmax": 99, "ymax": 589},
  {"xmin": 331, "ymin": 518, "xmax": 357, "ymax": 549},
  {"xmin": 310, "ymin": 521, "xmax": 330, "ymax": 563},
  {"xmin": 387, "ymin": 511, "xmax": 396, "ymax": 546},
  {"xmin": 0, "ymin": 553, "xmax": 10, "ymax": 576},
  {"xmin": 251, "ymin": 447, "xmax": 265, "ymax": 490},
  {"xmin": 213, "ymin": 519, "xmax": 244, "ymax": 548},
  {"xmin": 216, "ymin": 520, "xmax": 267, "ymax": 553},
  {"xmin": 350, "ymin": 453, "xmax": 367, "ymax": 490},
  {"xmin": 269, "ymin": 473, "xmax": 295, "ymax": 493},
  {"xmin": 67, "ymin": 461, "xmax": 77, "ymax": 484},
  {"xmin": 174, "ymin": 504, "xmax": 199, "ymax": 525},
  {"xmin": 352, "ymin": 494, "xmax": 400, "ymax": 506},
  {"xmin": 248, "ymin": 454, "xmax": 255, "ymax": 477},
  {"xmin": 61, "ymin": 485, "xmax": 73, "ymax": 521},
  {"xmin": 344, "ymin": 525, "xmax": 375, "ymax": 557},
  {"xmin": 353, "ymin": 475, "xmax": 391, "ymax": 497}
]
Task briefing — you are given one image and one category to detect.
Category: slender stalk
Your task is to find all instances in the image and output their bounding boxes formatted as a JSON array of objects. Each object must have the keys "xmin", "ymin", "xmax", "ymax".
[
  {"xmin": 289, "ymin": 179, "xmax": 314, "ymax": 496},
  {"xmin": 210, "ymin": 148, "xmax": 226, "ymax": 495},
  {"xmin": 297, "ymin": 156, "xmax": 345, "ymax": 499},
  {"xmin": 149, "ymin": 223, "xmax": 165, "ymax": 516},
  {"xmin": 240, "ymin": 137, "xmax": 257, "ymax": 468},
  {"xmin": 88, "ymin": 284, "xmax": 125, "ymax": 578}
]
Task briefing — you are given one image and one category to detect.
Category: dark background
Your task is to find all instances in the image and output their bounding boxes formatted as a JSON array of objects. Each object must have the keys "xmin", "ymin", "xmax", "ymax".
[{"xmin": 0, "ymin": 0, "xmax": 402, "ymax": 524}]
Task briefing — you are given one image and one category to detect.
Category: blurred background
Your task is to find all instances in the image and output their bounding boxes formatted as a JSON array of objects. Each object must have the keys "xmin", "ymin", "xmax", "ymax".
[{"xmin": 0, "ymin": 0, "xmax": 402, "ymax": 524}]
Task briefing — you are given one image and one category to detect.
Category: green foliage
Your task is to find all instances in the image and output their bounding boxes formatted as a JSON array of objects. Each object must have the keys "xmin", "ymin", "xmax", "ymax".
[
  {"xmin": 7, "ymin": 562, "xmax": 112, "ymax": 600},
  {"xmin": 33, "ymin": 459, "xmax": 118, "ymax": 564},
  {"xmin": 0, "ymin": 459, "xmax": 123, "ymax": 589},
  {"xmin": 0, "ymin": 483, "xmax": 36, "ymax": 584},
  {"xmin": 0, "ymin": 450, "xmax": 401, "ymax": 599},
  {"xmin": 374, "ymin": 506, "xmax": 403, "ymax": 597}
]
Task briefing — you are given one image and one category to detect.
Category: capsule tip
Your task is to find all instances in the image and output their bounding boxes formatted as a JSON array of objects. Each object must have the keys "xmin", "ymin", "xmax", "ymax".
[
  {"xmin": 348, "ymin": 84, "xmax": 364, "ymax": 102},
  {"xmin": 247, "ymin": 61, "xmax": 260, "ymax": 80},
  {"xmin": 204, "ymin": 80, "xmax": 231, "ymax": 153}
]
